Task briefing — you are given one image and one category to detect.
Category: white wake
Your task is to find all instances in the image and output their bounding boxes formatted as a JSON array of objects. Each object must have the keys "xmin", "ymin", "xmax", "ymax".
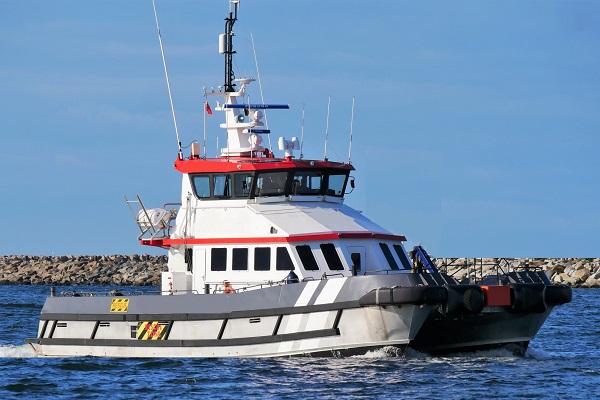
[{"xmin": 0, "ymin": 344, "xmax": 38, "ymax": 358}]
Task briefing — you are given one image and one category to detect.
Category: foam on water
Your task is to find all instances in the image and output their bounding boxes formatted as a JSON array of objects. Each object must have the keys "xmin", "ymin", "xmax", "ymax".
[
  {"xmin": 0, "ymin": 344, "xmax": 37, "ymax": 358},
  {"xmin": 403, "ymin": 347, "xmax": 430, "ymax": 359},
  {"xmin": 352, "ymin": 346, "xmax": 404, "ymax": 359},
  {"xmin": 525, "ymin": 345, "xmax": 553, "ymax": 360},
  {"xmin": 444, "ymin": 347, "xmax": 520, "ymax": 358}
]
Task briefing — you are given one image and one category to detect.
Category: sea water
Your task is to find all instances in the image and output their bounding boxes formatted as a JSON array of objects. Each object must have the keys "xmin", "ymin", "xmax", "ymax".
[{"xmin": 1, "ymin": 285, "xmax": 598, "ymax": 399}]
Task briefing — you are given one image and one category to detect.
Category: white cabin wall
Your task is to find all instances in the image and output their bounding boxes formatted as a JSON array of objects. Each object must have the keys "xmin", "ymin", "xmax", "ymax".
[
  {"xmin": 167, "ymin": 247, "xmax": 186, "ymax": 272},
  {"xmin": 191, "ymin": 201, "xmax": 282, "ymax": 239}
]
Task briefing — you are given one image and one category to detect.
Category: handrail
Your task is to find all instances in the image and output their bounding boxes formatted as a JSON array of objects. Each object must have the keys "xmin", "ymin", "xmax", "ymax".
[
  {"xmin": 58, "ymin": 289, "xmax": 200, "ymax": 297},
  {"xmin": 433, "ymin": 258, "xmax": 547, "ymax": 285}
]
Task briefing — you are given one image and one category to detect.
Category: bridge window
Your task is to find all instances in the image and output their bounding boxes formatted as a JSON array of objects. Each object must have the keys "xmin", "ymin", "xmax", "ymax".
[
  {"xmin": 254, "ymin": 247, "xmax": 271, "ymax": 271},
  {"xmin": 234, "ymin": 173, "xmax": 253, "ymax": 197},
  {"xmin": 320, "ymin": 243, "xmax": 344, "ymax": 271},
  {"xmin": 232, "ymin": 248, "xmax": 248, "ymax": 271},
  {"xmin": 255, "ymin": 171, "xmax": 288, "ymax": 196},
  {"xmin": 326, "ymin": 173, "xmax": 347, "ymax": 196},
  {"xmin": 276, "ymin": 247, "xmax": 295, "ymax": 270},
  {"xmin": 213, "ymin": 175, "xmax": 231, "ymax": 198},
  {"xmin": 211, "ymin": 248, "xmax": 227, "ymax": 271},
  {"xmin": 296, "ymin": 245, "xmax": 319, "ymax": 271},
  {"xmin": 379, "ymin": 243, "xmax": 400, "ymax": 270},
  {"xmin": 191, "ymin": 175, "xmax": 211, "ymax": 198},
  {"xmin": 291, "ymin": 171, "xmax": 322, "ymax": 195}
]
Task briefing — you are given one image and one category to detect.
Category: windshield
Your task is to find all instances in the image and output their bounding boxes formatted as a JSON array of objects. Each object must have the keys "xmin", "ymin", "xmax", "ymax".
[
  {"xmin": 255, "ymin": 171, "xmax": 288, "ymax": 196},
  {"xmin": 252, "ymin": 169, "xmax": 349, "ymax": 198},
  {"xmin": 291, "ymin": 170, "xmax": 323, "ymax": 195}
]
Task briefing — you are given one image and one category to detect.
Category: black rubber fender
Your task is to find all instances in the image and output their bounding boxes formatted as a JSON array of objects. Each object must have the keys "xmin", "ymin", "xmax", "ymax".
[
  {"xmin": 440, "ymin": 285, "xmax": 485, "ymax": 315},
  {"xmin": 544, "ymin": 284, "xmax": 572, "ymax": 306},
  {"xmin": 510, "ymin": 283, "xmax": 547, "ymax": 313},
  {"xmin": 359, "ymin": 286, "xmax": 447, "ymax": 307},
  {"xmin": 392, "ymin": 286, "xmax": 447, "ymax": 305}
]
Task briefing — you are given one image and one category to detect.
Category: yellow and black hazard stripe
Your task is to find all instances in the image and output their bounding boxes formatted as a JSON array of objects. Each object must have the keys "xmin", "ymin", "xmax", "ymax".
[
  {"xmin": 110, "ymin": 298, "xmax": 130, "ymax": 312},
  {"xmin": 137, "ymin": 321, "xmax": 169, "ymax": 340}
]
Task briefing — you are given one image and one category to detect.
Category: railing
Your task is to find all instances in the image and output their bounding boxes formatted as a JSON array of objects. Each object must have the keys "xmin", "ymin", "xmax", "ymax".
[
  {"xmin": 434, "ymin": 258, "xmax": 547, "ymax": 285},
  {"xmin": 57, "ymin": 289, "xmax": 199, "ymax": 297}
]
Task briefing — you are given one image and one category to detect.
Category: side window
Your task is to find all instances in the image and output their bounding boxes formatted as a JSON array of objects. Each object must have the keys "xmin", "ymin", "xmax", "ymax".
[
  {"xmin": 326, "ymin": 173, "xmax": 347, "ymax": 196},
  {"xmin": 379, "ymin": 243, "xmax": 400, "ymax": 270},
  {"xmin": 213, "ymin": 175, "xmax": 231, "ymax": 198},
  {"xmin": 232, "ymin": 248, "xmax": 248, "ymax": 271},
  {"xmin": 320, "ymin": 243, "xmax": 344, "ymax": 271},
  {"xmin": 296, "ymin": 245, "xmax": 319, "ymax": 271},
  {"xmin": 211, "ymin": 248, "xmax": 227, "ymax": 271},
  {"xmin": 276, "ymin": 247, "xmax": 295, "ymax": 271},
  {"xmin": 192, "ymin": 175, "xmax": 211, "ymax": 199},
  {"xmin": 234, "ymin": 173, "xmax": 253, "ymax": 197},
  {"xmin": 393, "ymin": 244, "xmax": 412, "ymax": 270},
  {"xmin": 254, "ymin": 247, "xmax": 271, "ymax": 271}
]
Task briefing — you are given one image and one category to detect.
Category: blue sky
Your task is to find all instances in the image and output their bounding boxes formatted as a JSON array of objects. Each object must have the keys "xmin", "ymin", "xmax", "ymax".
[{"xmin": 1, "ymin": 1, "xmax": 598, "ymax": 257}]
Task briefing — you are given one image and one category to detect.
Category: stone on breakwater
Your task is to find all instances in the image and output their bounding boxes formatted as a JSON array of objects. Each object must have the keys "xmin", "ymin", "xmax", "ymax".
[{"xmin": 0, "ymin": 255, "xmax": 167, "ymax": 286}]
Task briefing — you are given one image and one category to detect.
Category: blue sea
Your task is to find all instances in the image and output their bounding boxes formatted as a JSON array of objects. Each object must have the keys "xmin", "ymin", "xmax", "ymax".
[{"xmin": 1, "ymin": 285, "xmax": 598, "ymax": 399}]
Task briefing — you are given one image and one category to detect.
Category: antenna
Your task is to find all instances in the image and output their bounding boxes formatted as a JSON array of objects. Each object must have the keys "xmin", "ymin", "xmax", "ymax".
[
  {"xmin": 250, "ymin": 32, "xmax": 272, "ymax": 151},
  {"xmin": 152, "ymin": 0, "xmax": 183, "ymax": 159},
  {"xmin": 203, "ymin": 87, "xmax": 208, "ymax": 159},
  {"xmin": 220, "ymin": 0, "xmax": 239, "ymax": 92},
  {"xmin": 324, "ymin": 95, "xmax": 331, "ymax": 161},
  {"xmin": 300, "ymin": 103, "xmax": 305, "ymax": 159},
  {"xmin": 348, "ymin": 96, "xmax": 355, "ymax": 164}
]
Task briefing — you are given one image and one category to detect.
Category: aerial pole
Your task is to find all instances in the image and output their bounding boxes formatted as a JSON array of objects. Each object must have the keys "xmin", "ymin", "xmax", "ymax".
[
  {"xmin": 348, "ymin": 96, "xmax": 355, "ymax": 164},
  {"xmin": 151, "ymin": 0, "xmax": 183, "ymax": 159},
  {"xmin": 219, "ymin": 0, "xmax": 239, "ymax": 92}
]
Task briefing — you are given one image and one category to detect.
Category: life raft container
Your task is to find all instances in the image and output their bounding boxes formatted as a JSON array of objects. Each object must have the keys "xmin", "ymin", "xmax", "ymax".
[{"xmin": 359, "ymin": 286, "xmax": 447, "ymax": 307}]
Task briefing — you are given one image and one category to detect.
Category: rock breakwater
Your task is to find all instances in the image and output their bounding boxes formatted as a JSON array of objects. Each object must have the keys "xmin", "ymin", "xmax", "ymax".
[
  {"xmin": 0, "ymin": 255, "xmax": 167, "ymax": 286},
  {"xmin": 0, "ymin": 255, "xmax": 598, "ymax": 287}
]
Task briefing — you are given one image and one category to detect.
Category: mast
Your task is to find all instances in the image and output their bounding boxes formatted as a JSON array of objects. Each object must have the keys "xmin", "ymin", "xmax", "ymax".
[{"xmin": 219, "ymin": 0, "xmax": 239, "ymax": 92}]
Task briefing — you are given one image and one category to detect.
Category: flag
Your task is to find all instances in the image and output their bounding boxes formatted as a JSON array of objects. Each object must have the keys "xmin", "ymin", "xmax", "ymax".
[{"xmin": 205, "ymin": 102, "xmax": 213, "ymax": 115}]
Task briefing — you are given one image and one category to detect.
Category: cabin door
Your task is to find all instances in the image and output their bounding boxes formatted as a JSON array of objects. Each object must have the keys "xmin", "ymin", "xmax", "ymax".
[{"xmin": 193, "ymin": 248, "xmax": 207, "ymax": 293}]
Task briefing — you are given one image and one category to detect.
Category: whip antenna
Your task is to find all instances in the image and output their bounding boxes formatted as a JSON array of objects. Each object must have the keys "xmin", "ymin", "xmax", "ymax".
[
  {"xmin": 348, "ymin": 96, "xmax": 355, "ymax": 164},
  {"xmin": 250, "ymin": 32, "xmax": 272, "ymax": 151},
  {"xmin": 300, "ymin": 103, "xmax": 305, "ymax": 159},
  {"xmin": 152, "ymin": 0, "xmax": 183, "ymax": 159},
  {"xmin": 324, "ymin": 95, "xmax": 330, "ymax": 161}
]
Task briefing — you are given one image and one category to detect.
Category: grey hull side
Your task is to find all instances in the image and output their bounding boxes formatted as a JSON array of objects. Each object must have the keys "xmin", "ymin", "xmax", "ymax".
[{"xmin": 27, "ymin": 274, "xmax": 435, "ymax": 357}]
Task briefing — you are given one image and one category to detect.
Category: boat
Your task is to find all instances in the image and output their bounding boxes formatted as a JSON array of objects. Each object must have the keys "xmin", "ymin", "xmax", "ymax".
[
  {"xmin": 25, "ymin": 0, "xmax": 444, "ymax": 357},
  {"xmin": 26, "ymin": 0, "xmax": 571, "ymax": 357}
]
